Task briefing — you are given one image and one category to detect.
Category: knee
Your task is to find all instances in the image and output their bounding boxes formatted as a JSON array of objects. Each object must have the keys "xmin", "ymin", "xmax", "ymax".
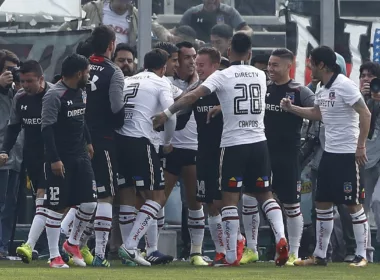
[{"xmin": 80, "ymin": 202, "xmax": 97, "ymax": 214}]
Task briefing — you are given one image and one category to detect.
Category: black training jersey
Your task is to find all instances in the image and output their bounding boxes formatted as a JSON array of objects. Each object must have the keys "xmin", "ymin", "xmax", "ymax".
[
  {"xmin": 265, "ymin": 80, "xmax": 315, "ymax": 150},
  {"xmin": 85, "ymin": 55, "xmax": 124, "ymax": 141},
  {"xmin": 41, "ymin": 81, "xmax": 87, "ymax": 162}
]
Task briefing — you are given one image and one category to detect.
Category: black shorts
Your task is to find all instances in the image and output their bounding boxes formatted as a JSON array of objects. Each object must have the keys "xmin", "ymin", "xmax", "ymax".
[
  {"xmin": 219, "ymin": 141, "xmax": 272, "ymax": 194},
  {"xmin": 45, "ymin": 155, "xmax": 97, "ymax": 211},
  {"xmin": 91, "ymin": 140, "xmax": 118, "ymax": 199},
  {"xmin": 116, "ymin": 134, "xmax": 164, "ymax": 190},
  {"xmin": 196, "ymin": 152, "xmax": 222, "ymax": 203},
  {"xmin": 316, "ymin": 152, "xmax": 364, "ymax": 205},
  {"xmin": 163, "ymin": 147, "xmax": 197, "ymax": 176},
  {"xmin": 270, "ymin": 150, "xmax": 301, "ymax": 204},
  {"xmin": 26, "ymin": 162, "xmax": 46, "ymax": 195}
]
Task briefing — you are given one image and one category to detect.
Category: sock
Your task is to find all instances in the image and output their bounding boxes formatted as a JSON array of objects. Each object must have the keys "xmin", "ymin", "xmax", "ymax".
[
  {"xmin": 80, "ymin": 221, "xmax": 94, "ymax": 248},
  {"xmin": 313, "ymin": 207, "xmax": 334, "ymax": 259},
  {"xmin": 188, "ymin": 206, "xmax": 205, "ymax": 255},
  {"xmin": 26, "ymin": 198, "xmax": 48, "ymax": 249},
  {"xmin": 262, "ymin": 199, "xmax": 285, "ymax": 243},
  {"xmin": 125, "ymin": 200, "xmax": 160, "ymax": 249},
  {"xmin": 46, "ymin": 209, "xmax": 63, "ymax": 259},
  {"xmin": 94, "ymin": 202, "xmax": 113, "ymax": 259},
  {"xmin": 242, "ymin": 195, "xmax": 260, "ymax": 253},
  {"xmin": 145, "ymin": 217, "xmax": 158, "ymax": 256},
  {"xmin": 237, "ymin": 227, "xmax": 244, "ymax": 241},
  {"xmin": 221, "ymin": 206, "xmax": 239, "ymax": 264},
  {"xmin": 157, "ymin": 207, "xmax": 165, "ymax": 234},
  {"xmin": 284, "ymin": 203, "xmax": 304, "ymax": 258},
  {"xmin": 61, "ymin": 206, "xmax": 77, "ymax": 237},
  {"xmin": 351, "ymin": 208, "xmax": 369, "ymax": 258},
  {"xmin": 119, "ymin": 205, "xmax": 136, "ymax": 244},
  {"xmin": 68, "ymin": 202, "xmax": 97, "ymax": 246},
  {"xmin": 208, "ymin": 215, "xmax": 225, "ymax": 254}
]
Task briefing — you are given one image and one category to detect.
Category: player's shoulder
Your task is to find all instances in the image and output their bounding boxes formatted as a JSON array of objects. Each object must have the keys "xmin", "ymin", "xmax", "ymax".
[
  {"xmin": 45, "ymin": 81, "xmax": 67, "ymax": 99},
  {"xmin": 186, "ymin": 4, "xmax": 203, "ymax": 14},
  {"xmin": 288, "ymin": 80, "xmax": 311, "ymax": 93},
  {"xmin": 333, "ymin": 74, "xmax": 358, "ymax": 91},
  {"xmin": 219, "ymin": 3, "xmax": 236, "ymax": 14}
]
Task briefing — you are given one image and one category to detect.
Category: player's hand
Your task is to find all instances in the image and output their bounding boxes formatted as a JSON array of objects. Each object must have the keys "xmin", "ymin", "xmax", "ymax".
[
  {"xmin": 356, "ymin": 147, "xmax": 368, "ymax": 166},
  {"xmin": 87, "ymin": 144, "xmax": 94, "ymax": 159},
  {"xmin": 163, "ymin": 144, "xmax": 173, "ymax": 154},
  {"xmin": 207, "ymin": 105, "xmax": 221, "ymax": 124},
  {"xmin": 51, "ymin": 161, "xmax": 65, "ymax": 177},
  {"xmin": 361, "ymin": 82, "xmax": 370, "ymax": 96},
  {"xmin": 0, "ymin": 71, "xmax": 13, "ymax": 88},
  {"xmin": 152, "ymin": 112, "xmax": 168, "ymax": 129},
  {"xmin": 280, "ymin": 97, "xmax": 293, "ymax": 112},
  {"xmin": 0, "ymin": 153, "xmax": 8, "ymax": 167}
]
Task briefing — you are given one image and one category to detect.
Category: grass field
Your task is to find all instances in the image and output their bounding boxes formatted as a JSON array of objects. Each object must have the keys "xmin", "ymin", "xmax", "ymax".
[{"xmin": 0, "ymin": 261, "xmax": 378, "ymax": 280}]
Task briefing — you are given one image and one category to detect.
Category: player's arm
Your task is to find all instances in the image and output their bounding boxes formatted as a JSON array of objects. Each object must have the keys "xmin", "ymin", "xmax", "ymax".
[
  {"xmin": 231, "ymin": 7, "xmax": 253, "ymax": 37},
  {"xmin": 281, "ymin": 98, "xmax": 322, "ymax": 121},
  {"xmin": 109, "ymin": 69, "xmax": 125, "ymax": 129},
  {"xmin": 299, "ymin": 86, "xmax": 316, "ymax": 107},
  {"xmin": 159, "ymin": 88, "xmax": 177, "ymax": 147},
  {"xmin": 353, "ymin": 97, "xmax": 371, "ymax": 148}
]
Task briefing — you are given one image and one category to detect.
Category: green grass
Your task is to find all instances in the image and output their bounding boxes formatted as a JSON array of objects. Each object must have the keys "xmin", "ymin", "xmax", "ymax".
[{"xmin": 0, "ymin": 261, "xmax": 378, "ymax": 280}]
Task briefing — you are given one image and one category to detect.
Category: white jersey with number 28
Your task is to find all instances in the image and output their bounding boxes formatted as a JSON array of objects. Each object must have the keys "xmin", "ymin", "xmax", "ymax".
[{"xmin": 202, "ymin": 65, "xmax": 267, "ymax": 148}]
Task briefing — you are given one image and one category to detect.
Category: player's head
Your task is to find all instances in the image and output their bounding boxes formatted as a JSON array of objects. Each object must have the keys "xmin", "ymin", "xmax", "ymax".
[
  {"xmin": 359, "ymin": 61, "xmax": 380, "ymax": 89},
  {"xmin": 203, "ymin": 0, "xmax": 221, "ymax": 12},
  {"xmin": 144, "ymin": 49, "xmax": 168, "ymax": 78},
  {"xmin": 196, "ymin": 47, "xmax": 221, "ymax": 81},
  {"xmin": 251, "ymin": 54, "xmax": 270, "ymax": 71},
  {"xmin": 268, "ymin": 48, "xmax": 294, "ymax": 83},
  {"xmin": 113, "ymin": 43, "xmax": 135, "ymax": 77},
  {"xmin": 154, "ymin": 42, "xmax": 179, "ymax": 77},
  {"xmin": 210, "ymin": 24, "xmax": 233, "ymax": 57},
  {"xmin": 176, "ymin": 41, "xmax": 196, "ymax": 79},
  {"xmin": 19, "ymin": 60, "xmax": 44, "ymax": 94},
  {"xmin": 61, "ymin": 54, "xmax": 90, "ymax": 89},
  {"xmin": 110, "ymin": 0, "xmax": 131, "ymax": 13},
  {"xmin": 90, "ymin": 25, "xmax": 116, "ymax": 59},
  {"xmin": 228, "ymin": 32, "xmax": 252, "ymax": 63},
  {"xmin": 76, "ymin": 38, "xmax": 94, "ymax": 58},
  {"xmin": 309, "ymin": 46, "xmax": 340, "ymax": 81}
]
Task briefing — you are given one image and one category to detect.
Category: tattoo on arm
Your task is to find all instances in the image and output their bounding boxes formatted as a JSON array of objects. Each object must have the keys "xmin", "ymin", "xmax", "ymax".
[{"xmin": 352, "ymin": 97, "xmax": 368, "ymax": 113}]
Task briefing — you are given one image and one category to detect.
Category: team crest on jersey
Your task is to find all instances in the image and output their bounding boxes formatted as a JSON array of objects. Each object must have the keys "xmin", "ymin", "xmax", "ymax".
[
  {"xmin": 286, "ymin": 92, "xmax": 295, "ymax": 103},
  {"xmin": 82, "ymin": 91, "xmax": 87, "ymax": 104},
  {"xmin": 343, "ymin": 182, "xmax": 352, "ymax": 193},
  {"xmin": 216, "ymin": 14, "xmax": 225, "ymax": 24},
  {"xmin": 329, "ymin": 91, "xmax": 335, "ymax": 100}
]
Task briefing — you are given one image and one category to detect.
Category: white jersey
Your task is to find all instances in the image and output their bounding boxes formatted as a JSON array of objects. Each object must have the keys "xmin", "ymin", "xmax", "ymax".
[
  {"xmin": 202, "ymin": 65, "xmax": 267, "ymax": 147},
  {"xmin": 103, "ymin": 3, "xmax": 130, "ymax": 45},
  {"xmin": 116, "ymin": 71, "xmax": 174, "ymax": 145},
  {"xmin": 168, "ymin": 77, "xmax": 198, "ymax": 151},
  {"xmin": 315, "ymin": 74, "xmax": 361, "ymax": 154}
]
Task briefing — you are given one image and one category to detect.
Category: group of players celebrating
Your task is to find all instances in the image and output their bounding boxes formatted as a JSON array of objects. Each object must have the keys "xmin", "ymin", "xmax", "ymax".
[{"xmin": 0, "ymin": 24, "xmax": 371, "ymax": 269}]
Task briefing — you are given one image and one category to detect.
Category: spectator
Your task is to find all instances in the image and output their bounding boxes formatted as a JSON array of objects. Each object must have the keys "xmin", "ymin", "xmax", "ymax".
[
  {"xmin": 179, "ymin": 0, "xmax": 253, "ymax": 43},
  {"xmin": 112, "ymin": 43, "xmax": 136, "ymax": 77},
  {"xmin": 210, "ymin": 24, "xmax": 233, "ymax": 57}
]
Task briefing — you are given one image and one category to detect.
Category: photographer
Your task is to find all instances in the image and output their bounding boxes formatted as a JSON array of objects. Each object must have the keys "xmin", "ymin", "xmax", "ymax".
[{"xmin": 0, "ymin": 49, "xmax": 23, "ymax": 258}]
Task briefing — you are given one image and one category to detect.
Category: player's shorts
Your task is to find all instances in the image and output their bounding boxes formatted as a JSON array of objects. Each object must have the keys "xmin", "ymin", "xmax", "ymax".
[
  {"xmin": 163, "ymin": 147, "xmax": 197, "ymax": 176},
  {"xmin": 26, "ymin": 161, "xmax": 46, "ymax": 195},
  {"xmin": 316, "ymin": 151, "xmax": 364, "ymax": 205},
  {"xmin": 196, "ymin": 151, "xmax": 222, "ymax": 203},
  {"xmin": 45, "ymin": 155, "xmax": 97, "ymax": 211},
  {"xmin": 219, "ymin": 141, "xmax": 272, "ymax": 194},
  {"xmin": 91, "ymin": 139, "xmax": 118, "ymax": 199},
  {"xmin": 270, "ymin": 149, "xmax": 301, "ymax": 204},
  {"xmin": 115, "ymin": 133, "xmax": 165, "ymax": 190}
]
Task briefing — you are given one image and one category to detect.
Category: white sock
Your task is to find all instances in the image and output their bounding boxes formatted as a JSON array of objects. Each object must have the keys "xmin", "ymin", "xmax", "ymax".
[
  {"xmin": 94, "ymin": 202, "xmax": 112, "ymax": 259},
  {"xmin": 208, "ymin": 215, "xmax": 225, "ymax": 254},
  {"xmin": 313, "ymin": 207, "xmax": 334, "ymax": 259},
  {"xmin": 157, "ymin": 207, "xmax": 165, "ymax": 234},
  {"xmin": 126, "ymin": 200, "xmax": 160, "ymax": 249},
  {"xmin": 119, "ymin": 205, "xmax": 136, "ymax": 244},
  {"xmin": 61, "ymin": 206, "xmax": 77, "ymax": 237},
  {"xmin": 26, "ymin": 198, "xmax": 48, "ymax": 249},
  {"xmin": 351, "ymin": 208, "xmax": 369, "ymax": 258},
  {"xmin": 242, "ymin": 195, "xmax": 260, "ymax": 253},
  {"xmin": 145, "ymin": 217, "xmax": 158, "ymax": 256},
  {"xmin": 221, "ymin": 206, "xmax": 239, "ymax": 264},
  {"xmin": 68, "ymin": 202, "xmax": 97, "ymax": 246},
  {"xmin": 188, "ymin": 206, "xmax": 205, "ymax": 255},
  {"xmin": 262, "ymin": 199, "xmax": 285, "ymax": 243},
  {"xmin": 284, "ymin": 203, "xmax": 304, "ymax": 258},
  {"xmin": 80, "ymin": 221, "xmax": 94, "ymax": 248},
  {"xmin": 46, "ymin": 210, "xmax": 63, "ymax": 259}
]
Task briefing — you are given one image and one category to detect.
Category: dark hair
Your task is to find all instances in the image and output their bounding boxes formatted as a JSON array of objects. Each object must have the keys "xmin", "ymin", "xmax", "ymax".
[
  {"xmin": 271, "ymin": 48, "xmax": 294, "ymax": 61},
  {"xmin": 113, "ymin": 43, "xmax": 136, "ymax": 61},
  {"xmin": 19, "ymin": 60, "xmax": 43, "ymax": 77},
  {"xmin": 0, "ymin": 50, "xmax": 20, "ymax": 72},
  {"xmin": 310, "ymin": 46, "xmax": 340, "ymax": 73},
  {"xmin": 61, "ymin": 54, "xmax": 89, "ymax": 78},
  {"xmin": 52, "ymin": 74, "xmax": 62, "ymax": 84},
  {"xmin": 210, "ymin": 24, "xmax": 233, "ymax": 40},
  {"xmin": 176, "ymin": 41, "xmax": 194, "ymax": 53},
  {"xmin": 251, "ymin": 53, "xmax": 270, "ymax": 66},
  {"xmin": 144, "ymin": 49, "xmax": 168, "ymax": 71},
  {"xmin": 174, "ymin": 25, "xmax": 197, "ymax": 39},
  {"xmin": 360, "ymin": 61, "xmax": 380, "ymax": 78},
  {"xmin": 154, "ymin": 42, "xmax": 179, "ymax": 58},
  {"xmin": 231, "ymin": 33, "xmax": 252, "ymax": 55},
  {"xmin": 197, "ymin": 47, "xmax": 221, "ymax": 64},
  {"xmin": 220, "ymin": 57, "xmax": 230, "ymax": 68},
  {"xmin": 90, "ymin": 26, "xmax": 116, "ymax": 55},
  {"xmin": 76, "ymin": 38, "xmax": 94, "ymax": 58}
]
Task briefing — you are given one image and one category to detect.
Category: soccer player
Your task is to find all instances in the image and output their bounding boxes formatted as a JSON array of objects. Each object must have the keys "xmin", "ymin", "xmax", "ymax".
[
  {"xmin": 153, "ymin": 33, "xmax": 288, "ymax": 266},
  {"xmin": 281, "ymin": 46, "xmax": 371, "ymax": 267},
  {"xmin": 41, "ymin": 54, "xmax": 97, "ymax": 268},
  {"xmin": 0, "ymin": 61, "xmax": 52, "ymax": 263},
  {"xmin": 263, "ymin": 48, "xmax": 315, "ymax": 265},
  {"xmin": 116, "ymin": 49, "xmax": 176, "ymax": 266},
  {"xmin": 85, "ymin": 26, "xmax": 125, "ymax": 267}
]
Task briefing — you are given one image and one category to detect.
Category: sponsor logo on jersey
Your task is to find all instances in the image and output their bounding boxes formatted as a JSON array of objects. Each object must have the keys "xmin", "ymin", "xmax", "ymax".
[
  {"xmin": 319, "ymin": 99, "xmax": 335, "ymax": 107},
  {"xmin": 21, "ymin": 105, "xmax": 27, "ymax": 110},
  {"xmin": 343, "ymin": 182, "xmax": 352, "ymax": 193},
  {"xmin": 256, "ymin": 176, "xmax": 269, "ymax": 188},
  {"xmin": 228, "ymin": 177, "xmax": 242, "ymax": 188},
  {"xmin": 329, "ymin": 91, "xmax": 336, "ymax": 100},
  {"xmin": 23, "ymin": 118, "xmax": 42, "ymax": 125},
  {"xmin": 108, "ymin": 24, "xmax": 129, "ymax": 36},
  {"xmin": 296, "ymin": 181, "xmax": 302, "ymax": 192},
  {"xmin": 266, "ymin": 92, "xmax": 270, "ymax": 97},
  {"xmin": 67, "ymin": 108, "xmax": 86, "ymax": 117},
  {"xmin": 197, "ymin": 105, "xmax": 215, "ymax": 113},
  {"xmin": 89, "ymin": 65, "xmax": 105, "ymax": 72},
  {"xmin": 345, "ymin": 195, "xmax": 352, "ymax": 201},
  {"xmin": 265, "ymin": 104, "xmax": 283, "ymax": 112}
]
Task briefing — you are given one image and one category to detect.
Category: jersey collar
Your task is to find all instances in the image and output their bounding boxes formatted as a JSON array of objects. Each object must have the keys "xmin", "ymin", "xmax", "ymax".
[
  {"xmin": 230, "ymin": 61, "xmax": 246, "ymax": 66},
  {"xmin": 324, "ymin": 73, "xmax": 339, "ymax": 89}
]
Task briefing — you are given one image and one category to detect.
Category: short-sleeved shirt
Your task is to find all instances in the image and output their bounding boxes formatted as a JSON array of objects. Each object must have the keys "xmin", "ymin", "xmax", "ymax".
[{"xmin": 180, "ymin": 3, "xmax": 247, "ymax": 42}]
